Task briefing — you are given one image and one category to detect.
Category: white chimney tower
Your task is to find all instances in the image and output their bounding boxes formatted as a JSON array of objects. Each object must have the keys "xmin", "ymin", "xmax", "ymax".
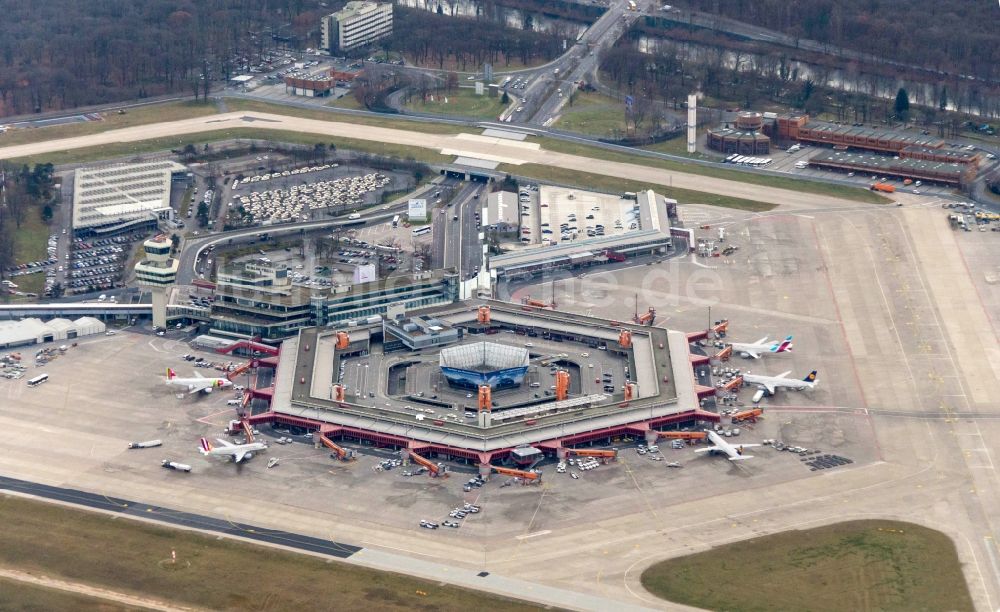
[{"xmin": 687, "ymin": 93, "xmax": 697, "ymax": 154}]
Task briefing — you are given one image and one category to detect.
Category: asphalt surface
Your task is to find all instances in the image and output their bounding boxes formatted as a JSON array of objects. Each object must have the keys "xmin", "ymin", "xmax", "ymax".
[
  {"xmin": 0, "ymin": 475, "xmax": 361, "ymax": 559},
  {"xmin": 178, "ymin": 180, "xmax": 444, "ymax": 285},
  {"xmin": 524, "ymin": 0, "xmax": 644, "ymax": 126}
]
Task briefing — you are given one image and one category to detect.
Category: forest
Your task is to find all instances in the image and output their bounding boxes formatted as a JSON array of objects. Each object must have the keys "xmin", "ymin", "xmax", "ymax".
[
  {"xmin": 667, "ymin": 0, "xmax": 999, "ymax": 85},
  {"xmin": 0, "ymin": 0, "xmax": 327, "ymax": 115},
  {"xmin": 388, "ymin": 7, "xmax": 567, "ymax": 70},
  {"xmin": 0, "ymin": 0, "xmax": 565, "ymax": 116}
]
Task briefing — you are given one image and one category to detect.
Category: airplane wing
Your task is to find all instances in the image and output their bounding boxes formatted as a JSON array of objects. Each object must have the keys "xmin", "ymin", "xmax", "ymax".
[
  {"xmin": 736, "ymin": 444, "xmax": 762, "ymax": 449},
  {"xmin": 745, "ymin": 350, "xmax": 760, "ymax": 359},
  {"xmin": 776, "ymin": 371, "xmax": 792, "ymax": 379},
  {"xmin": 729, "ymin": 455, "xmax": 753, "ymax": 461},
  {"xmin": 187, "ymin": 384, "xmax": 203, "ymax": 395},
  {"xmin": 693, "ymin": 447, "xmax": 715, "ymax": 454},
  {"xmin": 755, "ymin": 336, "xmax": 768, "ymax": 345},
  {"xmin": 234, "ymin": 450, "xmax": 248, "ymax": 463},
  {"xmin": 214, "ymin": 438, "xmax": 235, "ymax": 448},
  {"xmin": 193, "ymin": 371, "xmax": 205, "ymax": 378}
]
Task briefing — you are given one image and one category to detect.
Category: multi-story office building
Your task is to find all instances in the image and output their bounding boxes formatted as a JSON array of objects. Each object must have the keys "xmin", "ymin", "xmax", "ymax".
[
  {"xmin": 209, "ymin": 263, "xmax": 459, "ymax": 341},
  {"xmin": 72, "ymin": 161, "xmax": 186, "ymax": 236},
  {"xmin": 321, "ymin": 2, "xmax": 393, "ymax": 53},
  {"xmin": 210, "ymin": 262, "xmax": 313, "ymax": 342}
]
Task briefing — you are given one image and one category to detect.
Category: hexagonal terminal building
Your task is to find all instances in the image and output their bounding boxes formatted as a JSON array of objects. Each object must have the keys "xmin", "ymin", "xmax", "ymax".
[
  {"xmin": 250, "ymin": 300, "xmax": 720, "ymax": 471},
  {"xmin": 439, "ymin": 342, "xmax": 530, "ymax": 390}
]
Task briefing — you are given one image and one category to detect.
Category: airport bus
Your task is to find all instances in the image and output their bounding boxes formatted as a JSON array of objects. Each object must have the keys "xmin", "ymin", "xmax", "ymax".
[
  {"xmin": 392, "ymin": 215, "xmax": 400, "ymax": 228},
  {"xmin": 725, "ymin": 154, "xmax": 738, "ymax": 163},
  {"xmin": 412, "ymin": 226, "xmax": 431, "ymax": 237},
  {"xmin": 27, "ymin": 373, "xmax": 48, "ymax": 387}
]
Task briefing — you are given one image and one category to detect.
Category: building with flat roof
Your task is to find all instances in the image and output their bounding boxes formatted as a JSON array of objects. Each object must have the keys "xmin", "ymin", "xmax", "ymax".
[
  {"xmin": 250, "ymin": 300, "xmax": 719, "ymax": 468},
  {"xmin": 899, "ymin": 145, "xmax": 981, "ymax": 165},
  {"xmin": 706, "ymin": 127, "xmax": 770, "ymax": 155},
  {"xmin": 491, "ymin": 189, "xmax": 677, "ymax": 281},
  {"xmin": 209, "ymin": 265, "xmax": 460, "ymax": 341},
  {"xmin": 72, "ymin": 161, "xmax": 186, "ymax": 236},
  {"xmin": 321, "ymin": 1, "xmax": 393, "ymax": 52},
  {"xmin": 807, "ymin": 149, "xmax": 975, "ymax": 186},
  {"xmin": 210, "ymin": 261, "xmax": 313, "ymax": 341},
  {"xmin": 383, "ymin": 314, "xmax": 461, "ymax": 351},
  {"xmin": 485, "ymin": 191, "xmax": 519, "ymax": 232},
  {"xmin": 284, "ymin": 74, "xmax": 335, "ymax": 97},
  {"xmin": 764, "ymin": 113, "xmax": 945, "ymax": 153}
]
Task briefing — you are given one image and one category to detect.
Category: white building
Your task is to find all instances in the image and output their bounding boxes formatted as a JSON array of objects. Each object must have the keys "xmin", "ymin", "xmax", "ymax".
[
  {"xmin": 321, "ymin": 1, "xmax": 393, "ymax": 53},
  {"xmin": 485, "ymin": 191, "xmax": 519, "ymax": 233},
  {"xmin": 72, "ymin": 161, "xmax": 186, "ymax": 236},
  {"xmin": 0, "ymin": 317, "xmax": 106, "ymax": 349},
  {"xmin": 134, "ymin": 236, "xmax": 179, "ymax": 329}
]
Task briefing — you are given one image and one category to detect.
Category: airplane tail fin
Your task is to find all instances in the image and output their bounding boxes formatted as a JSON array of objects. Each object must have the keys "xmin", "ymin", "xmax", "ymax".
[
  {"xmin": 166, "ymin": 368, "xmax": 176, "ymax": 380},
  {"xmin": 199, "ymin": 437, "xmax": 213, "ymax": 454},
  {"xmin": 803, "ymin": 370, "xmax": 818, "ymax": 383},
  {"xmin": 774, "ymin": 336, "xmax": 793, "ymax": 353}
]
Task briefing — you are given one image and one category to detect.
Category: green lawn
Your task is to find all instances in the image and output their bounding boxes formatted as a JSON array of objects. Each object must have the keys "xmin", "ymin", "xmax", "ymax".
[
  {"xmin": 533, "ymin": 136, "xmax": 891, "ymax": 204},
  {"xmin": 223, "ymin": 98, "xmax": 469, "ymax": 135},
  {"xmin": 0, "ymin": 101, "xmax": 217, "ymax": 147},
  {"xmin": 0, "ymin": 496, "xmax": 544, "ymax": 612},
  {"xmin": 500, "ymin": 163, "xmax": 775, "ymax": 211},
  {"xmin": 641, "ymin": 520, "xmax": 974, "ymax": 612},
  {"xmin": 12, "ymin": 207, "xmax": 51, "ymax": 264},
  {"xmin": 9, "ymin": 272, "xmax": 46, "ymax": 296},
  {"xmin": 406, "ymin": 87, "xmax": 508, "ymax": 120},
  {"xmin": 0, "ymin": 577, "xmax": 135, "ymax": 611},
  {"xmin": 555, "ymin": 92, "xmax": 630, "ymax": 138},
  {"xmin": 9, "ymin": 127, "xmax": 453, "ymax": 167},
  {"xmin": 327, "ymin": 94, "xmax": 365, "ymax": 110},
  {"xmin": 178, "ymin": 186, "xmax": 194, "ymax": 218},
  {"xmin": 640, "ymin": 133, "xmax": 716, "ymax": 160}
]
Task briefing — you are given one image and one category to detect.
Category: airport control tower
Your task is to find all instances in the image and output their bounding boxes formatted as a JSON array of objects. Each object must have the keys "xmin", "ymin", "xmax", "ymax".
[{"xmin": 134, "ymin": 235, "xmax": 178, "ymax": 329}]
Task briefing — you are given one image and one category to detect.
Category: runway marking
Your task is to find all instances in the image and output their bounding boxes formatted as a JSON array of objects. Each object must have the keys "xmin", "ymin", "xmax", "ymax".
[
  {"xmin": 983, "ymin": 536, "xmax": 1000, "ymax": 607},
  {"xmin": 503, "ymin": 484, "xmax": 550, "ymax": 564},
  {"xmin": 196, "ymin": 408, "xmax": 233, "ymax": 426},
  {"xmin": 515, "ymin": 530, "xmax": 551, "ymax": 540}
]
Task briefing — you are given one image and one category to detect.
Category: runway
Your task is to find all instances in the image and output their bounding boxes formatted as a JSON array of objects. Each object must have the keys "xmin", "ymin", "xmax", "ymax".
[
  {"xmin": 0, "ymin": 475, "xmax": 362, "ymax": 559},
  {"xmin": 0, "ymin": 110, "xmax": 876, "ymax": 211}
]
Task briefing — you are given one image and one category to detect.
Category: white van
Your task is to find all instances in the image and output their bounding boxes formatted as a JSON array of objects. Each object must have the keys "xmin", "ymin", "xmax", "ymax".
[{"xmin": 348, "ymin": 212, "xmax": 361, "ymax": 220}]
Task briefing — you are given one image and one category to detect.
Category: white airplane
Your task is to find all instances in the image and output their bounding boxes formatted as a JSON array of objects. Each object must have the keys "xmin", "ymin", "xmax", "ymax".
[
  {"xmin": 694, "ymin": 430, "xmax": 761, "ymax": 461},
  {"xmin": 199, "ymin": 437, "xmax": 267, "ymax": 463},
  {"xmin": 165, "ymin": 368, "xmax": 233, "ymax": 394},
  {"xmin": 743, "ymin": 369, "xmax": 818, "ymax": 395},
  {"xmin": 730, "ymin": 335, "xmax": 793, "ymax": 359}
]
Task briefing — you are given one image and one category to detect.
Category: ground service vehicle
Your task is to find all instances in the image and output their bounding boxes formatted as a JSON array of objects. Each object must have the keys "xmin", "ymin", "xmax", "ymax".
[{"xmin": 27, "ymin": 374, "xmax": 48, "ymax": 387}]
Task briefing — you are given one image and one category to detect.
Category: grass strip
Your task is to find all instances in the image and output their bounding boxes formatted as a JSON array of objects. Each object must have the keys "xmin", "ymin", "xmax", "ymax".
[
  {"xmin": 535, "ymin": 137, "xmax": 891, "ymax": 204},
  {"xmin": 0, "ymin": 496, "xmax": 545, "ymax": 612},
  {"xmin": 501, "ymin": 163, "xmax": 776, "ymax": 211},
  {"xmin": 641, "ymin": 520, "xmax": 974, "ymax": 612}
]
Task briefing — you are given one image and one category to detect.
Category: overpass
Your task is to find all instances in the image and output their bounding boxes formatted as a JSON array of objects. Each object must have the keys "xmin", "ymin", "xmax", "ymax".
[{"xmin": 0, "ymin": 302, "xmax": 210, "ymax": 325}]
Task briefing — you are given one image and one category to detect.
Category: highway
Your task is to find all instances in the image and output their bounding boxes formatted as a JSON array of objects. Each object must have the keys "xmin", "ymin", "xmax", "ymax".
[{"xmin": 523, "ymin": 0, "xmax": 645, "ymax": 126}]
